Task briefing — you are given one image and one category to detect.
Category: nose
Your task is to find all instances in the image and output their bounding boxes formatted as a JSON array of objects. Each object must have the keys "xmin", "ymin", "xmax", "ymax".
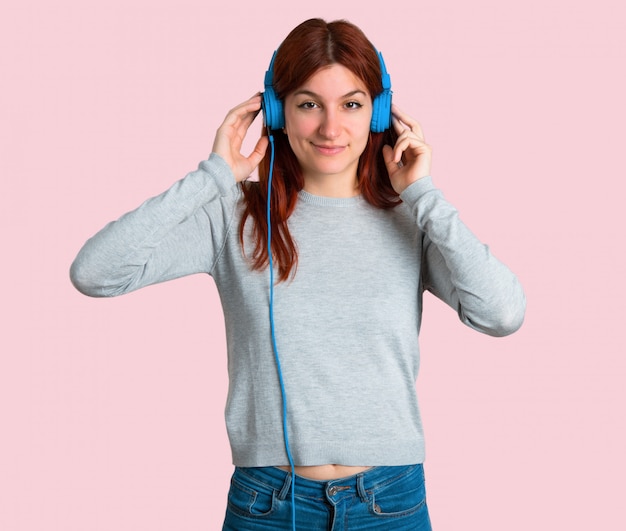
[{"xmin": 318, "ymin": 109, "xmax": 340, "ymax": 139}]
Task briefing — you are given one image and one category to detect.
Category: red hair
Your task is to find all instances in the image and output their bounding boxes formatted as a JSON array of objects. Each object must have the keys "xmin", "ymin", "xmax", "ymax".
[{"xmin": 240, "ymin": 18, "xmax": 400, "ymax": 281}]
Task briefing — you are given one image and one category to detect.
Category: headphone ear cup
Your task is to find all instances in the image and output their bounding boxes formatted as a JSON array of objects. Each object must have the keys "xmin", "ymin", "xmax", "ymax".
[
  {"xmin": 370, "ymin": 51, "xmax": 393, "ymax": 133},
  {"xmin": 263, "ymin": 50, "xmax": 285, "ymax": 131},
  {"xmin": 262, "ymin": 86, "xmax": 285, "ymax": 130},
  {"xmin": 371, "ymin": 90, "xmax": 392, "ymax": 133}
]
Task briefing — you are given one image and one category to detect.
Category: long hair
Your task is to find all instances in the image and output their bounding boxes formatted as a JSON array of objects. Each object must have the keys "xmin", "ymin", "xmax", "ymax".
[{"xmin": 239, "ymin": 18, "xmax": 400, "ymax": 281}]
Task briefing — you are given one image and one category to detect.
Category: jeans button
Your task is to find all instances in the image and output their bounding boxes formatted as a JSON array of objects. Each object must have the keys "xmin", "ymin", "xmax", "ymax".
[{"xmin": 328, "ymin": 486, "xmax": 338, "ymax": 496}]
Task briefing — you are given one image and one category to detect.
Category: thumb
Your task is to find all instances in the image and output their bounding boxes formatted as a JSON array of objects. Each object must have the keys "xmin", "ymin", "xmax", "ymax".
[{"xmin": 246, "ymin": 135, "xmax": 269, "ymax": 170}]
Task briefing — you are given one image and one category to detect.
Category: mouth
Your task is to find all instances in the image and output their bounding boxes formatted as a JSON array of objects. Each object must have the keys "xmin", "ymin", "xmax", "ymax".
[{"xmin": 312, "ymin": 143, "xmax": 346, "ymax": 156}]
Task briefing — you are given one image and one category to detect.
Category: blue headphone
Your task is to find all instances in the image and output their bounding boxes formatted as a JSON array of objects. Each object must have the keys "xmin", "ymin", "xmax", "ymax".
[{"xmin": 262, "ymin": 49, "xmax": 392, "ymax": 132}]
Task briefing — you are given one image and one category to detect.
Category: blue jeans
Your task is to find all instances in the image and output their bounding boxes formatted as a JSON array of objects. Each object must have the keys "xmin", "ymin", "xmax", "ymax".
[{"xmin": 222, "ymin": 464, "xmax": 432, "ymax": 530}]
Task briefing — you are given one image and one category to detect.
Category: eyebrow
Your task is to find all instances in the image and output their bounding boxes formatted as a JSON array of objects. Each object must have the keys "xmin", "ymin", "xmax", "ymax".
[{"xmin": 291, "ymin": 89, "xmax": 368, "ymax": 99}]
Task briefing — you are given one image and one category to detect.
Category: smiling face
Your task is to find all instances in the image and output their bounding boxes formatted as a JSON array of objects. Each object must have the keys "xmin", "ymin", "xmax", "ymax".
[{"xmin": 283, "ymin": 63, "xmax": 372, "ymax": 196}]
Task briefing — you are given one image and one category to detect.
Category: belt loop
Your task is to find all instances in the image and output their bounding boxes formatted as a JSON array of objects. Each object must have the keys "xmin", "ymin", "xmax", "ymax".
[
  {"xmin": 356, "ymin": 473, "xmax": 369, "ymax": 503},
  {"xmin": 277, "ymin": 470, "xmax": 292, "ymax": 501}
]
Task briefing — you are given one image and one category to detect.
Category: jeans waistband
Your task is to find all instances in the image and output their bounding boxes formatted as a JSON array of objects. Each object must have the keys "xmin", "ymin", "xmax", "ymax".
[{"xmin": 234, "ymin": 464, "xmax": 421, "ymax": 502}]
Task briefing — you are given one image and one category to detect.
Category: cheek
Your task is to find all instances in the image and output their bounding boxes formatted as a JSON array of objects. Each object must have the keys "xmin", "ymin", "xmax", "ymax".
[
  {"xmin": 350, "ymin": 109, "xmax": 372, "ymax": 136},
  {"xmin": 284, "ymin": 114, "xmax": 317, "ymax": 140},
  {"xmin": 354, "ymin": 118, "xmax": 372, "ymax": 145}
]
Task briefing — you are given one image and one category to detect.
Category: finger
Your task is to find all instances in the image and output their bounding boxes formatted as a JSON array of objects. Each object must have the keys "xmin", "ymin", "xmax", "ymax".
[
  {"xmin": 391, "ymin": 116, "xmax": 423, "ymax": 144},
  {"xmin": 223, "ymin": 94, "xmax": 263, "ymax": 128},
  {"xmin": 220, "ymin": 95, "xmax": 264, "ymax": 150},
  {"xmin": 393, "ymin": 132, "xmax": 426, "ymax": 162},
  {"xmin": 393, "ymin": 137, "xmax": 412, "ymax": 163},
  {"xmin": 213, "ymin": 95, "xmax": 263, "ymax": 165},
  {"xmin": 235, "ymin": 93, "xmax": 263, "ymax": 111},
  {"xmin": 237, "ymin": 106, "xmax": 262, "ymax": 135},
  {"xmin": 238, "ymin": 94, "xmax": 263, "ymax": 125},
  {"xmin": 391, "ymin": 115, "xmax": 406, "ymax": 137},
  {"xmin": 382, "ymin": 144, "xmax": 400, "ymax": 175},
  {"xmin": 246, "ymin": 135, "xmax": 269, "ymax": 169},
  {"xmin": 395, "ymin": 129, "xmax": 424, "ymax": 148},
  {"xmin": 391, "ymin": 104, "xmax": 425, "ymax": 140}
]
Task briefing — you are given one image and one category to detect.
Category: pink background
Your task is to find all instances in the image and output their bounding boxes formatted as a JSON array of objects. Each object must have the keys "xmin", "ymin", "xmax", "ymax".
[{"xmin": 2, "ymin": 0, "xmax": 624, "ymax": 529}]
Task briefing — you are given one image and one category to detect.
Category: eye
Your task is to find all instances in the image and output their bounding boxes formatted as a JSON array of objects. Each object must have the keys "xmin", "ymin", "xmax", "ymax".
[
  {"xmin": 344, "ymin": 101, "xmax": 363, "ymax": 110},
  {"xmin": 298, "ymin": 101, "xmax": 319, "ymax": 109}
]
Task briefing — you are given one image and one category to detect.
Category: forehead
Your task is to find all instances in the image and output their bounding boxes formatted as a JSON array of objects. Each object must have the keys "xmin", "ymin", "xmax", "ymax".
[{"xmin": 292, "ymin": 64, "xmax": 370, "ymax": 97}]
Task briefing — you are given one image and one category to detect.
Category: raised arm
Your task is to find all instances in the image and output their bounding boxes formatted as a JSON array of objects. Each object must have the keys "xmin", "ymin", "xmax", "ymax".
[
  {"xmin": 402, "ymin": 177, "xmax": 526, "ymax": 337},
  {"xmin": 69, "ymin": 154, "xmax": 239, "ymax": 297},
  {"xmin": 70, "ymin": 94, "xmax": 268, "ymax": 297},
  {"xmin": 384, "ymin": 104, "xmax": 525, "ymax": 336}
]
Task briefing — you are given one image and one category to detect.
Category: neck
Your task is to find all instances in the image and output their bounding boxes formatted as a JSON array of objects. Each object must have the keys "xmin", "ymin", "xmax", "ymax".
[{"xmin": 302, "ymin": 173, "xmax": 359, "ymax": 198}]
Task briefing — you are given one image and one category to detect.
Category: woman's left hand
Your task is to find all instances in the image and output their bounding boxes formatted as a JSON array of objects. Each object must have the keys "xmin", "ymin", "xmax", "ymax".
[{"xmin": 382, "ymin": 105, "xmax": 432, "ymax": 194}]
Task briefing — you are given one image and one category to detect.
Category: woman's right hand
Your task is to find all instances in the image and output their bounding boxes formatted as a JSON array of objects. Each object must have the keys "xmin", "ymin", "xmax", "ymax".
[{"xmin": 211, "ymin": 93, "xmax": 269, "ymax": 182}]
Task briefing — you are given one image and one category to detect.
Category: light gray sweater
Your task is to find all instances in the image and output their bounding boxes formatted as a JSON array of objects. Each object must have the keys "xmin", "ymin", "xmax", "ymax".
[{"xmin": 70, "ymin": 153, "xmax": 526, "ymax": 467}]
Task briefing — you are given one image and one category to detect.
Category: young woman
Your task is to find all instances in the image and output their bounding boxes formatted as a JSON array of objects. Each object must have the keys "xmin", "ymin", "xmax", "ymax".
[{"xmin": 71, "ymin": 18, "xmax": 525, "ymax": 531}]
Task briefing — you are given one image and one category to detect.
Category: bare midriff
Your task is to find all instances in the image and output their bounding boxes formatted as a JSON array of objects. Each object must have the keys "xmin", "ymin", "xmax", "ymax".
[{"xmin": 276, "ymin": 464, "xmax": 372, "ymax": 481}]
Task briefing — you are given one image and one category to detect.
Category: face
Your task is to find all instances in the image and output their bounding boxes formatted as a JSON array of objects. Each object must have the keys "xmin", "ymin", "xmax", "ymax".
[{"xmin": 283, "ymin": 64, "xmax": 372, "ymax": 194}]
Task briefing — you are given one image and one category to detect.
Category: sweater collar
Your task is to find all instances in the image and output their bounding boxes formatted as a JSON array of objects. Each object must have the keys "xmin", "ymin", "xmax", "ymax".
[{"xmin": 297, "ymin": 189, "xmax": 364, "ymax": 207}]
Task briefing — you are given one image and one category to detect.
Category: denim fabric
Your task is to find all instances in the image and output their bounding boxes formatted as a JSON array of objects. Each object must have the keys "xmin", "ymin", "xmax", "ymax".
[{"xmin": 222, "ymin": 464, "xmax": 432, "ymax": 530}]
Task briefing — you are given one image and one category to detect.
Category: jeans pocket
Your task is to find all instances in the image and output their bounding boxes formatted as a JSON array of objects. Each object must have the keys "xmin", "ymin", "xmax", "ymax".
[
  {"xmin": 369, "ymin": 465, "xmax": 427, "ymax": 518},
  {"xmin": 227, "ymin": 476, "xmax": 277, "ymax": 518}
]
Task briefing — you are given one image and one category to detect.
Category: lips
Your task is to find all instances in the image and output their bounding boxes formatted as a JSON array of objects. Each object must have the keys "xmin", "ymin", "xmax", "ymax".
[{"xmin": 312, "ymin": 143, "xmax": 346, "ymax": 156}]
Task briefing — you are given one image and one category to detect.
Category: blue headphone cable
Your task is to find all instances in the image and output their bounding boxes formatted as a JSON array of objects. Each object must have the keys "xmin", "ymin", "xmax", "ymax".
[{"xmin": 266, "ymin": 132, "xmax": 297, "ymax": 530}]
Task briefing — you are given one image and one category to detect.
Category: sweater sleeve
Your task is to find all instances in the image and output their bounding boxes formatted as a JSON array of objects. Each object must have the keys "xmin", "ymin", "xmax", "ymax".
[
  {"xmin": 400, "ymin": 176, "xmax": 526, "ymax": 337},
  {"xmin": 70, "ymin": 153, "xmax": 239, "ymax": 297}
]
